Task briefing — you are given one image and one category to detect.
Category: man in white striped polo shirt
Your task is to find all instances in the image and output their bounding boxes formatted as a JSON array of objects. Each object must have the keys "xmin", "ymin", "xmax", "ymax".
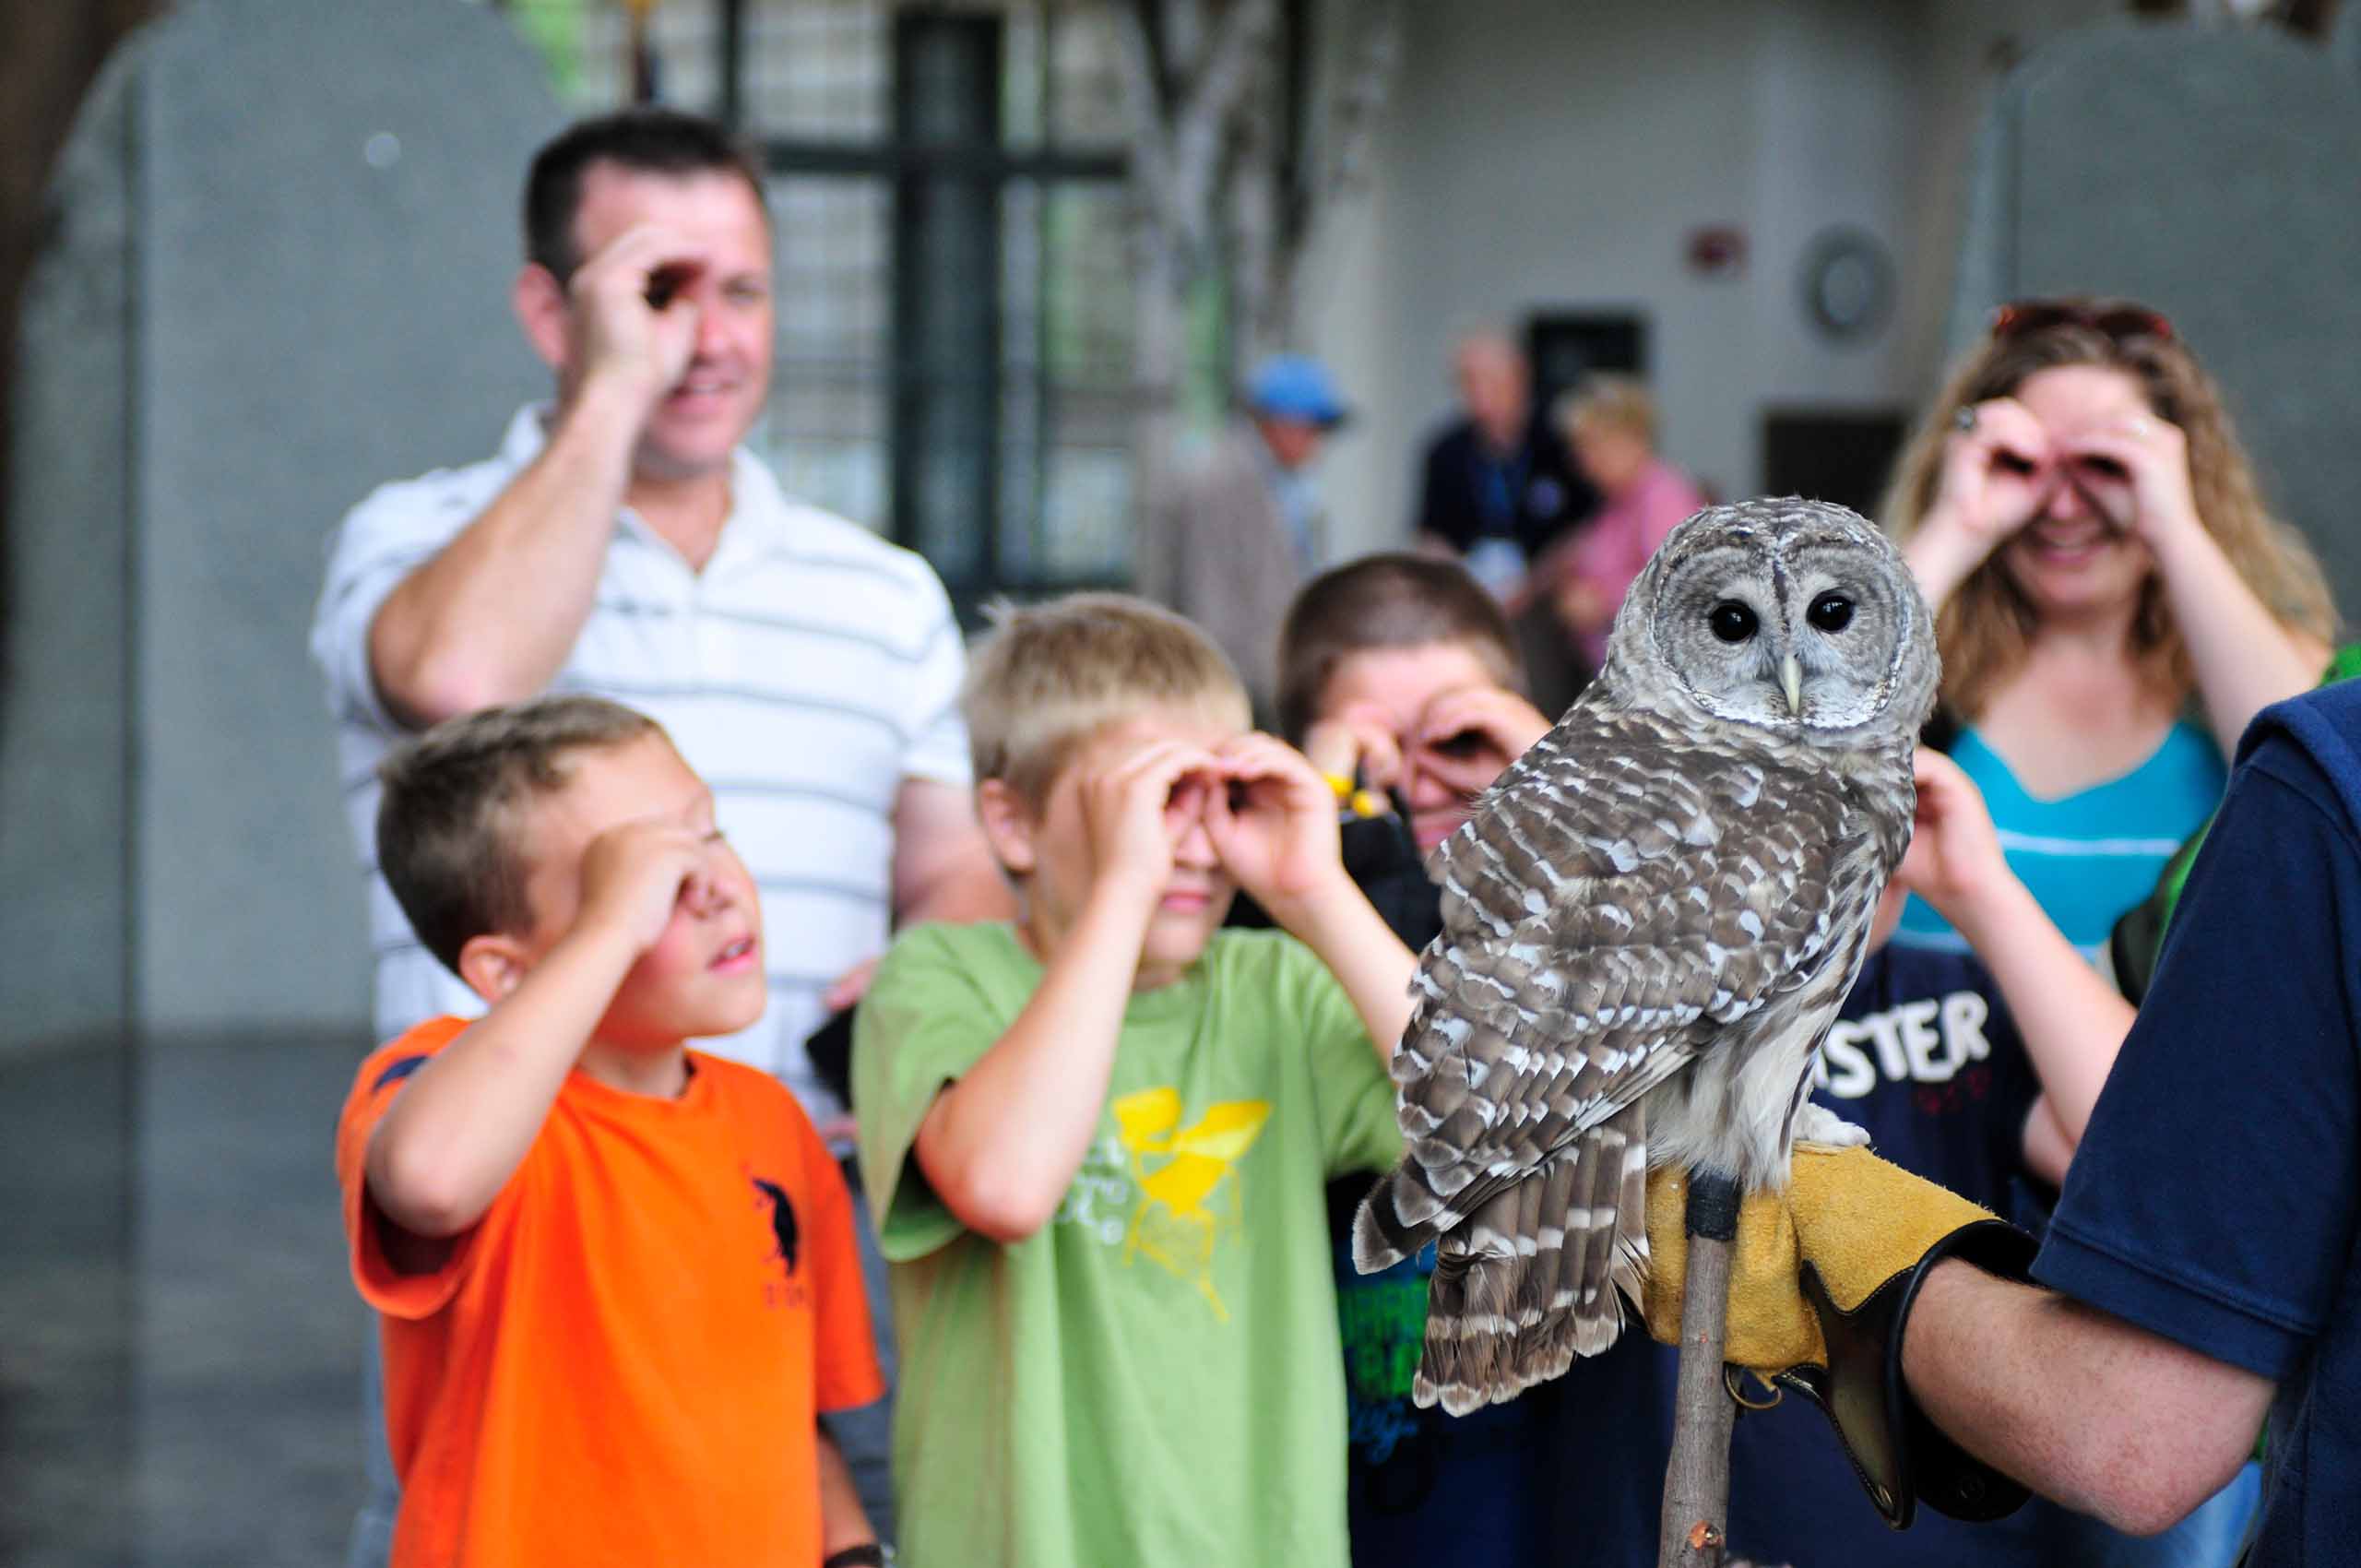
[{"xmin": 310, "ymin": 107, "xmax": 1006, "ymax": 1565}]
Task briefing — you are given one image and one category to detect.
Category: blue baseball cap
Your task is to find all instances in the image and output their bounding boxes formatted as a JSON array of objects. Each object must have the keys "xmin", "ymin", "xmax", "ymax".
[{"xmin": 1245, "ymin": 354, "xmax": 1351, "ymax": 427}]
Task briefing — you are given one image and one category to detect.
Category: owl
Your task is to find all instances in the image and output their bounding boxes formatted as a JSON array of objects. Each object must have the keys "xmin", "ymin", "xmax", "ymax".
[{"xmin": 1353, "ymin": 497, "xmax": 1939, "ymax": 1415}]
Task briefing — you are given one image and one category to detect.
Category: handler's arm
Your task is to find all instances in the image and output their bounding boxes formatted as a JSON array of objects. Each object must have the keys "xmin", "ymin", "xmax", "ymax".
[
  {"xmin": 1901, "ymin": 1262, "xmax": 2272, "ymax": 1536},
  {"xmin": 1903, "ymin": 729, "xmax": 2358, "ymax": 1536}
]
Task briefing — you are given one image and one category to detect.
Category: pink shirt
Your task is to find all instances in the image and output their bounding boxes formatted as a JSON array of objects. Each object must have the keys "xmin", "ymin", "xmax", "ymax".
[{"xmin": 1554, "ymin": 459, "xmax": 1706, "ymax": 669}]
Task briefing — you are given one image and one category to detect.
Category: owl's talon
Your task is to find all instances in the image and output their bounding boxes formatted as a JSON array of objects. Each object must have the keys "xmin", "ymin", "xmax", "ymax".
[{"xmin": 1791, "ymin": 1102, "xmax": 1871, "ymax": 1150}]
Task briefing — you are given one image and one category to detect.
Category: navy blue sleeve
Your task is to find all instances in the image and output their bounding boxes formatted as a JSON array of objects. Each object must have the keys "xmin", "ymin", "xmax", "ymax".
[
  {"xmin": 2033, "ymin": 734, "xmax": 2361, "ymax": 1381},
  {"xmin": 1416, "ymin": 431, "xmax": 1461, "ymax": 545}
]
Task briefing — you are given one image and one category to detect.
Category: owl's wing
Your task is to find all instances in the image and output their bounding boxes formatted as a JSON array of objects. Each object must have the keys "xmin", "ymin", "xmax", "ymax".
[
  {"xmin": 1397, "ymin": 721, "xmax": 1862, "ymax": 1225},
  {"xmin": 1352, "ymin": 713, "xmax": 1885, "ymax": 1411}
]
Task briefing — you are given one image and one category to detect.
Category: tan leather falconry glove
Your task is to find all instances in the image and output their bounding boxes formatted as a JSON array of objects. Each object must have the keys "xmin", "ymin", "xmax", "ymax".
[{"xmin": 1642, "ymin": 1146, "xmax": 2039, "ymax": 1529}]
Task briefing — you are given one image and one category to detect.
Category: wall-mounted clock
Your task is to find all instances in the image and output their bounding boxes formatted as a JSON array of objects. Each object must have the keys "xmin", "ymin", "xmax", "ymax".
[{"xmin": 1799, "ymin": 226, "xmax": 1895, "ymax": 344}]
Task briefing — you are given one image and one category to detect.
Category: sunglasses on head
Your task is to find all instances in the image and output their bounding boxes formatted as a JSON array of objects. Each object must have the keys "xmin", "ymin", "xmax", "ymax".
[{"xmin": 1988, "ymin": 299, "xmax": 2174, "ymax": 345}]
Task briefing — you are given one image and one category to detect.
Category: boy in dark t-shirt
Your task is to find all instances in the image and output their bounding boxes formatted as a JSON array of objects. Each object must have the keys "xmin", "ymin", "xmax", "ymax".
[
  {"xmin": 1274, "ymin": 556, "xmax": 1741, "ymax": 1562},
  {"xmin": 1270, "ymin": 555, "xmax": 1577, "ymax": 1565}
]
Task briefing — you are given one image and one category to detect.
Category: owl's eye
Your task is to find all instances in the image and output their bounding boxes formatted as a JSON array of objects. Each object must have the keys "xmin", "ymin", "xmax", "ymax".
[
  {"xmin": 1708, "ymin": 601, "xmax": 1758, "ymax": 644},
  {"xmin": 1807, "ymin": 593, "xmax": 1855, "ymax": 633}
]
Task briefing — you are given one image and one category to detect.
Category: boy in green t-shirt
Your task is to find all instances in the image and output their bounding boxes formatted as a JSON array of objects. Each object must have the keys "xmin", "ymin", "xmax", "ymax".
[{"xmin": 853, "ymin": 593, "xmax": 1419, "ymax": 1568}]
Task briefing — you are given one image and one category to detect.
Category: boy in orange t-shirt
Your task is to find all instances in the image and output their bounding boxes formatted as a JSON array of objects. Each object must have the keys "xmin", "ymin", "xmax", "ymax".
[{"xmin": 335, "ymin": 695, "xmax": 885, "ymax": 1568}]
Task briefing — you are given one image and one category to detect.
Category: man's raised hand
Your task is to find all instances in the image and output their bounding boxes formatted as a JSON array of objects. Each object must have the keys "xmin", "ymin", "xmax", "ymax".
[
  {"xmin": 1410, "ymin": 684, "xmax": 1550, "ymax": 802},
  {"xmin": 564, "ymin": 224, "xmax": 711, "ymax": 410}
]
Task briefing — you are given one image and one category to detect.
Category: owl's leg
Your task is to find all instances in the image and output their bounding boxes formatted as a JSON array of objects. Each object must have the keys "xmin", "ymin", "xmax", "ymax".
[{"xmin": 1791, "ymin": 1100, "xmax": 1871, "ymax": 1150}]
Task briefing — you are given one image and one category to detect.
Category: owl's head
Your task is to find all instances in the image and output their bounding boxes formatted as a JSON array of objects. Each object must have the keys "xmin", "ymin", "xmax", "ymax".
[{"xmin": 1603, "ymin": 497, "xmax": 1939, "ymax": 744}]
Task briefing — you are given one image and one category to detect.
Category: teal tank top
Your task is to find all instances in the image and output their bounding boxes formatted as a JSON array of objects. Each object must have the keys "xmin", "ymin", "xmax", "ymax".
[{"xmin": 1892, "ymin": 721, "xmax": 2228, "ymax": 956}]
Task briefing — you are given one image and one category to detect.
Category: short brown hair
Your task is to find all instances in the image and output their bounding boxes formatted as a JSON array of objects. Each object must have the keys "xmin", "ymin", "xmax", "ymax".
[
  {"xmin": 524, "ymin": 107, "xmax": 769, "ymax": 282},
  {"xmin": 1882, "ymin": 298, "xmax": 2335, "ymax": 719},
  {"xmin": 963, "ymin": 592, "xmax": 1249, "ymax": 807},
  {"xmin": 1275, "ymin": 553, "xmax": 1523, "ymax": 742},
  {"xmin": 376, "ymin": 695, "xmax": 663, "ymax": 973}
]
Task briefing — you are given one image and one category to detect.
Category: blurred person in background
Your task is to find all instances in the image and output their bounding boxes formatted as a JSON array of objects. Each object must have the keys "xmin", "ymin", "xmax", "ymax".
[
  {"xmin": 1885, "ymin": 296, "xmax": 2337, "ymax": 1566},
  {"xmin": 1269, "ymin": 555, "xmax": 1642, "ymax": 1568},
  {"xmin": 1137, "ymin": 353, "xmax": 1351, "ymax": 721},
  {"xmin": 1411, "ymin": 331, "xmax": 1591, "ymax": 600},
  {"xmin": 1412, "ymin": 332, "xmax": 1596, "ymax": 716},
  {"xmin": 1524, "ymin": 374, "xmax": 1706, "ymax": 677}
]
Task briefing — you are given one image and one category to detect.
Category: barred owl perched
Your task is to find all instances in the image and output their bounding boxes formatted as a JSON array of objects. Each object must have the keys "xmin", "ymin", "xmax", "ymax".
[{"xmin": 1353, "ymin": 497, "xmax": 1939, "ymax": 1415}]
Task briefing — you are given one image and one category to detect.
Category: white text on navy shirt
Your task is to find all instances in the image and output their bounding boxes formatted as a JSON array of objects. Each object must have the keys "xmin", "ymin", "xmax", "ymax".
[{"xmin": 1816, "ymin": 992, "xmax": 1993, "ymax": 1098}]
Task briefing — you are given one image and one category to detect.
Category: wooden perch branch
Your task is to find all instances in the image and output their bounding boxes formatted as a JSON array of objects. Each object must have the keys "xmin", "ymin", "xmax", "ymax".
[{"xmin": 1659, "ymin": 1170, "xmax": 1741, "ymax": 1568}]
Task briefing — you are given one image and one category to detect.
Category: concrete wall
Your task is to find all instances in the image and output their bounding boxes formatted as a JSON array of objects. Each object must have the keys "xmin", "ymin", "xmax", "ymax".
[
  {"xmin": 0, "ymin": 42, "xmax": 139, "ymax": 1049},
  {"xmin": 1309, "ymin": 0, "xmax": 2115, "ymax": 558},
  {"xmin": 1949, "ymin": 19, "xmax": 2361, "ymax": 614},
  {"xmin": 2, "ymin": 0, "xmax": 563, "ymax": 1051}
]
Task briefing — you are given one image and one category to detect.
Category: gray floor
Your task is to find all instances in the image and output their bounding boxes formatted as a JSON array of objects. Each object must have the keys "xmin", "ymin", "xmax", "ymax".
[{"xmin": 1, "ymin": 1032, "xmax": 370, "ymax": 1566}]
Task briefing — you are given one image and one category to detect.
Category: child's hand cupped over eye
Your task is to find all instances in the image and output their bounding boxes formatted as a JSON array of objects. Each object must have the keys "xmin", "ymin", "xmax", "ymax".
[
  {"xmin": 1076, "ymin": 739, "xmax": 1220, "ymax": 902},
  {"xmin": 576, "ymin": 817, "xmax": 730, "ymax": 956},
  {"xmin": 1299, "ymin": 701, "xmax": 1406, "ymax": 796},
  {"xmin": 1204, "ymin": 734, "xmax": 1346, "ymax": 918},
  {"xmin": 1403, "ymin": 686, "xmax": 1551, "ymax": 849}
]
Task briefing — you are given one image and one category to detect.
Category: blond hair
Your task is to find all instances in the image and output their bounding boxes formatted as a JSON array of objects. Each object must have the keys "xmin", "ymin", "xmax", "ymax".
[
  {"xmin": 1559, "ymin": 374, "xmax": 1657, "ymax": 449},
  {"xmin": 963, "ymin": 592, "xmax": 1251, "ymax": 805},
  {"xmin": 1884, "ymin": 303, "xmax": 2335, "ymax": 719}
]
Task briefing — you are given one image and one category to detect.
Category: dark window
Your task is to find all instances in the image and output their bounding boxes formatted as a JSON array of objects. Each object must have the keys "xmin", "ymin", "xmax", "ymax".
[
  {"xmin": 1525, "ymin": 313, "xmax": 1648, "ymax": 422},
  {"xmin": 1761, "ymin": 410, "xmax": 1908, "ymax": 518},
  {"xmin": 720, "ymin": 0, "xmax": 1135, "ymax": 618}
]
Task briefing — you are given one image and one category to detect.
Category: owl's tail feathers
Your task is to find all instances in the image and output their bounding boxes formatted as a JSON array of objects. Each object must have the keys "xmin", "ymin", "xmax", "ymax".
[
  {"xmin": 1408, "ymin": 1113, "xmax": 1652, "ymax": 1416},
  {"xmin": 1348, "ymin": 1159, "xmax": 1453, "ymax": 1275},
  {"xmin": 1544, "ymin": 1108, "xmax": 1652, "ymax": 1367}
]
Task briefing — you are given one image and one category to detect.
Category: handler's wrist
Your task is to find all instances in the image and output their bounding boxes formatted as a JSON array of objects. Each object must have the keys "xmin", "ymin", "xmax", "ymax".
[
  {"xmin": 1898, "ymin": 1257, "xmax": 1983, "ymax": 1395},
  {"xmin": 1749, "ymin": 1148, "xmax": 2041, "ymax": 1527}
]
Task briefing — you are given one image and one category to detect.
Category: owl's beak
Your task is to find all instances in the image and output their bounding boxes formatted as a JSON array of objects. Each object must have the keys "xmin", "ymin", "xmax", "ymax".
[{"xmin": 1779, "ymin": 653, "xmax": 1804, "ymax": 718}]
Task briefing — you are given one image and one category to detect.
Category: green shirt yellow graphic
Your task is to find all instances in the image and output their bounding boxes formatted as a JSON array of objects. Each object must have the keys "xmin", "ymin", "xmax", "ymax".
[
  {"xmin": 855, "ymin": 923, "xmax": 1402, "ymax": 1568},
  {"xmin": 1112, "ymin": 1087, "xmax": 1271, "ymax": 1320}
]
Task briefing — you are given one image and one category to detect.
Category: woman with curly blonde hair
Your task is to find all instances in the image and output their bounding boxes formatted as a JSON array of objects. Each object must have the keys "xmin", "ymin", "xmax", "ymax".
[
  {"xmin": 1885, "ymin": 298, "xmax": 2333, "ymax": 955},
  {"xmin": 1881, "ymin": 297, "xmax": 2331, "ymax": 1565}
]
